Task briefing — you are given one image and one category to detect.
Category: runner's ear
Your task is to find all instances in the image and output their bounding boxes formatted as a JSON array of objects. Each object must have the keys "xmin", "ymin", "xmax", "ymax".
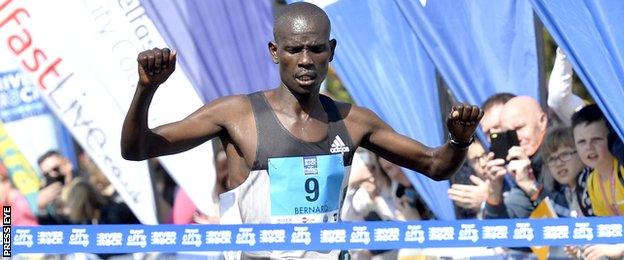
[
  {"xmin": 329, "ymin": 39, "xmax": 337, "ymax": 62},
  {"xmin": 269, "ymin": 41, "xmax": 279, "ymax": 64}
]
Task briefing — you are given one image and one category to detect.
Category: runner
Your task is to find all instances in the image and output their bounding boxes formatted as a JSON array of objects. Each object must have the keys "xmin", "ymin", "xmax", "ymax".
[{"xmin": 121, "ymin": 2, "xmax": 482, "ymax": 259}]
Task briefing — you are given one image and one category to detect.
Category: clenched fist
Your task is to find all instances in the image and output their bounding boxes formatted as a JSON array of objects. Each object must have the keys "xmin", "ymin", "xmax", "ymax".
[
  {"xmin": 137, "ymin": 47, "xmax": 177, "ymax": 87},
  {"xmin": 446, "ymin": 104, "xmax": 483, "ymax": 142}
]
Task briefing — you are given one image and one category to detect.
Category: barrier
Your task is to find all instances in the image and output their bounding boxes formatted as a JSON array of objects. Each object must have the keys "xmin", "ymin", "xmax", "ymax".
[{"xmin": 9, "ymin": 217, "xmax": 623, "ymax": 254}]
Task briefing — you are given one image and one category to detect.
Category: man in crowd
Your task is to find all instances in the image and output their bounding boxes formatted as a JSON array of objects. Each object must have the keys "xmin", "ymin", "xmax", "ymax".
[
  {"xmin": 448, "ymin": 93, "xmax": 515, "ymax": 217},
  {"xmin": 479, "ymin": 93, "xmax": 516, "ymax": 140},
  {"xmin": 36, "ymin": 150, "xmax": 77, "ymax": 224},
  {"xmin": 121, "ymin": 2, "xmax": 482, "ymax": 258},
  {"xmin": 483, "ymin": 96, "xmax": 550, "ymax": 218},
  {"xmin": 38, "ymin": 150, "xmax": 76, "ymax": 187}
]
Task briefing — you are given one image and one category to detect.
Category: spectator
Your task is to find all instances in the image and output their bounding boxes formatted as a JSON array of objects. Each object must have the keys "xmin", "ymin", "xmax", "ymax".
[
  {"xmin": 483, "ymin": 96, "xmax": 553, "ymax": 219},
  {"xmin": 541, "ymin": 126, "xmax": 593, "ymax": 217},
  {"xmin": 480, "ymin": 93, "xmax": 516, "ymax": 139},
  {"xmin": 377, "ymin": 156, "xmax": 428, "ymax": 221},
  {"xmin": 342, "ymin": 150, "xmax": 429, "ymax": 260},
  {"xmin": 36, "ymin": 150, "xmax": 77, "ymax": 225},
  {"xmin": 448, "ymin": 141, "xmax": 489, "ymax": 219},
  {"xmin": 447, "ymin": 93, "xmax": 517, "ymax": 219},
  {"xmin": 546, "ymin": 47, "xmax": 624, "ymax": 165},
  {"xmin": 343, "ymin": 149, "xmax": 427, "ymax": 223},
  {"xmin": 37, "ymin": 150, "xmax": 77, "ymax": 186},
  {"xmin": 0, "ymin": 162, "xmax": 38, "ymax": 226},
  {"xmin": 566, "ymin": 104, "xmax": 624, "ymax": 260},
  {"xmin": 466, "ymin": 140, "xmax": 488, "ymax": 179},
  {"xmin": 61, "ymin": 178, "xmax": 139, "ymax": 225},
  {"xmin": 60, "ymin": 178, "xmax": 139, "ymax": 259},
  {"xmin": 572, "ymin": 104, "xmax": 623, "ymax": 216},
  {"xmin": 547, "ymin": 47, "xmax": 585, "ymax": 126},
  {"xmin": 341, "ymin": 149, "xmax": 376, "ymax": 222}
]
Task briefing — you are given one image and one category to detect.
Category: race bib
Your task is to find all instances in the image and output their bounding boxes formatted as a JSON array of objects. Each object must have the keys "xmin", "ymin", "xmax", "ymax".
[{"xmin": 268, "ymin": 154, "xmax": 345, "ymax": 224}]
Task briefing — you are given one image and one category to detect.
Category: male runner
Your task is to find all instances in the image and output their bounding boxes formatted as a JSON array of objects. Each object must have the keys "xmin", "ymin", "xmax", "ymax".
[{"xmin": 121, "ymin": 2, "xmax": 482, "ymax": 259}]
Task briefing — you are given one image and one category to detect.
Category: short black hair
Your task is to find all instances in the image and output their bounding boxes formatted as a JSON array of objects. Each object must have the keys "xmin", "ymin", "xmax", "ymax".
[
  {"xmin": 37, "ymin": 150, "xmax": 62, "ymax": 166},
  {"xmin": 571, "ymin": 104, "xmax": 605, "ymax": 130},
  {"xmin": 481, "ymin": 92, "xmax": 516, "ymax": 111}
]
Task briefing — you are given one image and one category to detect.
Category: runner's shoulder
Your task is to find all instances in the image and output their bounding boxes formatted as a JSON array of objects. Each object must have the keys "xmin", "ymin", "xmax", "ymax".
[
  {"xmin": 340, "ymin": 103, "xmax": 381, "ymax": 126},
  {"xmin": 320, "ymin": 95, "xmax": 382, "ymax": 129},
  {"xmin": 200, "ymin": 94, "xmax": 253, "ymax": 120},
  {"xmin": 320, "ymin": 94, "xmax": 352, "ymax": 118}
]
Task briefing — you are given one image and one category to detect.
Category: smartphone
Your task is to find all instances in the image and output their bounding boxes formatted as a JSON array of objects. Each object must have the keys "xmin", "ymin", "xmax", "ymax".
[{"xmin": 489, "ymin": 130, "xmax": 519, "ymax": 160}]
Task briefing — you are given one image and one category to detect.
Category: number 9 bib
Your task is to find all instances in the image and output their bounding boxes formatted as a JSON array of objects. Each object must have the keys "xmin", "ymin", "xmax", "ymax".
[{"xmin": 268, "ymin": 154, "xmax": 345, "ymax": 224}]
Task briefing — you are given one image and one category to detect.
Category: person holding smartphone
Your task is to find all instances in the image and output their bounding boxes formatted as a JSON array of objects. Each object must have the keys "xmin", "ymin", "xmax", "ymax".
[{"xmin": 482, "ymin": 96, "xmax": 550, "ymax": 219}]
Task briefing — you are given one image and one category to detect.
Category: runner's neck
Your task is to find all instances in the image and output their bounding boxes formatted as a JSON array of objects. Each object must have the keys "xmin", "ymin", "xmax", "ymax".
[{"xmin": 272, "ymin": 87, "xmax": 325, "ymax": 120}]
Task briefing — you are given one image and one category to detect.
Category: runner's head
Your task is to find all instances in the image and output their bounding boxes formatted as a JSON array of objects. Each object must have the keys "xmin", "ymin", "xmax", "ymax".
[{"xmin": 270, "ymin": 2, "xmax": 336, "ymax": 94}]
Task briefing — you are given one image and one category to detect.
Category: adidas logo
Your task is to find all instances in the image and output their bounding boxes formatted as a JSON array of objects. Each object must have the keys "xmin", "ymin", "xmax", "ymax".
[{"xmin": 330, "ymin": 135, "xmax": 350, "ymax": 153}]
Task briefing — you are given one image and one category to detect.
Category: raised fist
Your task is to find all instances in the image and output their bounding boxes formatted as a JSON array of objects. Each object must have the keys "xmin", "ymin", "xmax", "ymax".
[
  {"xmin": 446, "ymin": 104, "xmax": 483, "ymax": 142},
  {"xmin": 137, "ymin": 47, "xmax": 177, "ymax": 87}
]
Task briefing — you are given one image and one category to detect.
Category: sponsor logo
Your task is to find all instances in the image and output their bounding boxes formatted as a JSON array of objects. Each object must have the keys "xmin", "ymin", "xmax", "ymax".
[
  {"xmin": 330, "ymin": 135, "xmax": 349, "ymax": 153},
  {"xmin": 303, "ymin": 156, "xmax": 318, "ymax": 175}
]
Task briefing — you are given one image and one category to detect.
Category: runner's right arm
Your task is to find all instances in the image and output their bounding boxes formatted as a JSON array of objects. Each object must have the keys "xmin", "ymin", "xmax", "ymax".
[{"xmin": 121, "ymin": 48, "xmax": 226, "ymax": 161}]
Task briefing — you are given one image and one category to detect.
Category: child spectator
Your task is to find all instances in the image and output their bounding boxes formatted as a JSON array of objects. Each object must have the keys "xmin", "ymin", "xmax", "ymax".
[
  {"xmin": 541, "ymin": 126, "xmax": 592, "ymax": 217},
  {"xmin": 572, "ymin": 104, "xmax": 623, "ymax": 216},
  {"xmin": 569, "ymin": 104, "xmax": 624, "ymax": 260}
]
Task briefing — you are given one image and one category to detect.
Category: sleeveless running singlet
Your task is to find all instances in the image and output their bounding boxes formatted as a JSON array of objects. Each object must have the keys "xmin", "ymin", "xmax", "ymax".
[{"xmin": 219, "ymin": 92, "xmax": 357, "ymax": 259}]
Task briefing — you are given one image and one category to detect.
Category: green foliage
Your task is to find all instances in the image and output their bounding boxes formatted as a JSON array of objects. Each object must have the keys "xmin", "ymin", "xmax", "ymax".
[{"xmin": 325, "ymin": 67, "xmax": 354, "ymax": 103}]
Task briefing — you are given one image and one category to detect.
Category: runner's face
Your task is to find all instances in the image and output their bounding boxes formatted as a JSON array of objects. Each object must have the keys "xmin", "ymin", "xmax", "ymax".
[{"xmin": 270, "ymin": 18, "xmax": 335, "ymax": 94}]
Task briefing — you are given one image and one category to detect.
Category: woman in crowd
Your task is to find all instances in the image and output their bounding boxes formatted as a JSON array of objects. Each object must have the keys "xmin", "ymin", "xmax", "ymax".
[{"xmin": 61, "ymin": 178, "xmax": 139, "ymax": 225}]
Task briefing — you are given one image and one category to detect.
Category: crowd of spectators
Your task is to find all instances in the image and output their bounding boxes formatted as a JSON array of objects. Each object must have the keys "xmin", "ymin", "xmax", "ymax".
[{"xmin": 443, "ymin": 49, "xmax": 624, "ymax": 260}]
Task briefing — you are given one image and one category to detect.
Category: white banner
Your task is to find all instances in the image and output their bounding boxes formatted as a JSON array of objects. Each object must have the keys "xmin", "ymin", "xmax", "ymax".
[
  {"xmin": 83, "ymin": 0, "xmax": 217, "ymax": 215},
  {"xmin": 0, "ymin": 0, "xmax": 217, "ymax": 222}
]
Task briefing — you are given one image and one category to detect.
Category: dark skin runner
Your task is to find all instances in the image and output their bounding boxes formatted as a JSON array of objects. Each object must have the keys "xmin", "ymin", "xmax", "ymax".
[{"xmin": 121, "ymin": 2, "xmax": 483, "ymax": 191}]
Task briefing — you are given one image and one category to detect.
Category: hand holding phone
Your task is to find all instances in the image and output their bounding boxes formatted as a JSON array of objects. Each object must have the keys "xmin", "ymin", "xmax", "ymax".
[{"xmin": 489, "ymin": 130, "xmax": 520, "ymax": 161}]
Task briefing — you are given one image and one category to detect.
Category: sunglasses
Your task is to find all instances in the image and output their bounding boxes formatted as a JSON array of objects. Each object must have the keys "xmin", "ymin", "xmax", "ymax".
[{"xmin": 43, "ymin": 166, "xmax": 62, "ymax": 176}]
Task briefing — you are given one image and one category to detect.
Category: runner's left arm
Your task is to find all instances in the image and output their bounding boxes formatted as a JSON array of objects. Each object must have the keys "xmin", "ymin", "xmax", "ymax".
[{"xmin": 358, "ymin": 104, "xmax": 482, "ymax": 181}]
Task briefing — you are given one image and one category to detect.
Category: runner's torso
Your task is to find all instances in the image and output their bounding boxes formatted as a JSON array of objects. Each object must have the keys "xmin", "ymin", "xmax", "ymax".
[
  {"xmin": 219, "ymin": 91, "xmax": 359, "ymax": 191},
  {"xmin": 219, "ymin": 91, "xmax": 358, "ymax": 258}
]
